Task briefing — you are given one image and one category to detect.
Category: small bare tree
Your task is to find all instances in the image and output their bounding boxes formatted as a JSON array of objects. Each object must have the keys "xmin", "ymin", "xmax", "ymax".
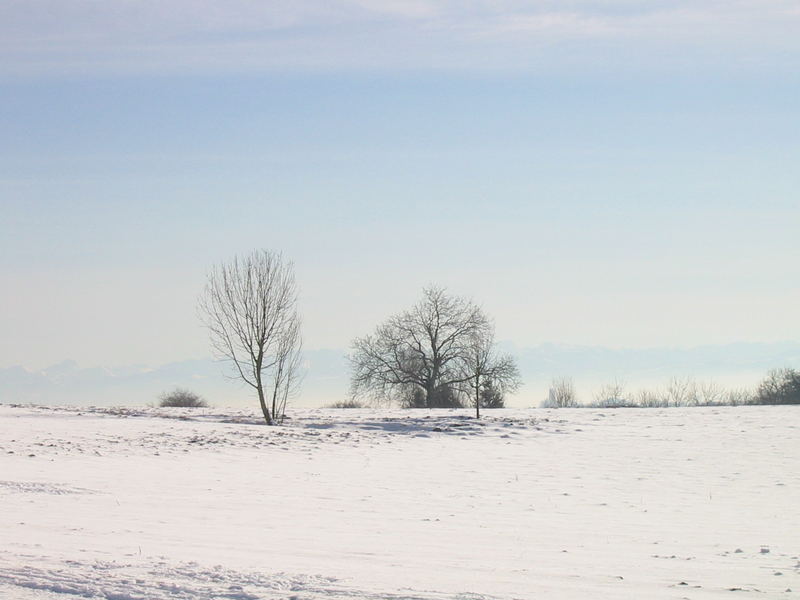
[
  {"xmin": 461, "ymin": 330, "xmax": 521, "ymax": 418},
  {"xmin": 696, "ymin": 380, "xmax": 724, "ymax": 406},
  {"xmin": 635, "ymin": 388, "xmax": 666, "ymax": 408},
  {"xmin": 725, "ymin": 387, "xmax": 754, "ymax": 406},
  {"xmin": 200, "ymin": 250, "xmax": 302, "ymax": 425},
  {"xmin": 665, "ymin": 376, "xmax": 695, "ymax": 407},
  {"xmin": 543, "ymin": 377, "xmax": 577, "ymax": 408},
  {"xmin": 591, "ymin": 379, "xmax": 630, "ymax": 408}
]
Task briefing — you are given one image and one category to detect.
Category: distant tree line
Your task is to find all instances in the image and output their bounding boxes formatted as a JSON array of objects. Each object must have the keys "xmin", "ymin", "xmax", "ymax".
[{"xmin": 541, "ymin": 368, "xmax": 800, "ymax": 408}]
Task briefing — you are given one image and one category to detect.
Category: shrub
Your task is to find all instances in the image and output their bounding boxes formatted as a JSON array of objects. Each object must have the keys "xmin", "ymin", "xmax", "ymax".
[
  {"xmin": 327, "ymin": 400, "xmax": 365, "ymax": 409},
  {"xmin": 664, "ymin": 376, "xmax": 695, "ymax": 407},
  {"xmin": 588, "ymin": 380, "xmax": 636, "ymax": 408},
  {"xmin": 634, "ymin": 389, "xmax": 667, "ymax": 408},
  {"xmin": 400, "ymin": 386, "xmax": 427, "ymax": 408},
  {"xmin": 724, "ymin": 388, "xmax": 754, "ymax": 406},
  {"xmin": 400, "ymin": 384, "xmax": 464, "ymax": 408},
  {"xmin": 158, "ymin": 388, "xmax": 208, "ymax": 408},
  {"xmin": 479, "ymin": 380, "xmax": 506, "ymax": 409},
  {"xmin": 541, "ymin": 377, "xmax": 577, "ymax": 408}
]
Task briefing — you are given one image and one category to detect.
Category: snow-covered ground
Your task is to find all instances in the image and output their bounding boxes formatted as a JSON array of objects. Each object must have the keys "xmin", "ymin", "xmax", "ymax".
[{"xmin": 0, "ymin": 404, "xmax": 797, "ymax": 599}]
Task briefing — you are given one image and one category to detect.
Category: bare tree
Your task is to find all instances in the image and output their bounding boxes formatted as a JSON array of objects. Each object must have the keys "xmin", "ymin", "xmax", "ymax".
[
  {"xmin": 634, "ymin": 388, "xmax": 666, "ymax": 408},
  {"xmin": 350, "ymin": 286, "xmax": 510, "ymax": 408},
  {"xmin": 543, "ymin": 377, "xmax": 577, "ymax": 408},
  {"xmin": 725, "ymin": 387, "xmax": 754, "ymax": 406},
  {"xmin": 200, "ymin": 250, "xmax": 302, "ymax": 425},
  {"xmin": 696, "ymin": 380, "xmax": 724, "ymax": 406},
  {"xmin": 665, "ymin": 376, "xmax": 695, "ymax": 407},
  {"xmin": 756, "ymin": 369, "xmax": 785, "ymax": 404},
  {"xmin": 755, "ymin": 368, "xmax": 800, "ymax": 404},
  {"xmin": 461, "ymin": 329, "xmax": 521, "ymax": 418},
  {"xmin": 591, "ymin": 379, "xmax": 630, "ymax": 408}
]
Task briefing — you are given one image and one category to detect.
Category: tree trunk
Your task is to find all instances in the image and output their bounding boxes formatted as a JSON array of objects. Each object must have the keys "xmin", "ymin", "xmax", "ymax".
[
  {"xmin": 475, "ymin": 374, "xmax": 481, "ymax": 419},
  {"xmin": 425, "ymin": 380, "xmax": 435, "ymax": 409},
  {"xmin": 256, "ymin": 378, "xmax": 274, "ymax": 425}
]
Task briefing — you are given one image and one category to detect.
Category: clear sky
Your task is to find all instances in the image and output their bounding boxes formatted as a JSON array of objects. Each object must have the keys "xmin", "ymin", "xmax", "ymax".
[{"xmin": 1, "ymin": 1, "xmax": 798, "ymax": 371}]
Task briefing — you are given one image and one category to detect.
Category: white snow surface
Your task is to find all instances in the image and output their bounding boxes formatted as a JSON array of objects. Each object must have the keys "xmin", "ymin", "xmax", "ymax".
[{"xmin": 0, "ymin": 404, "xmax": 798, "ymax": 599}]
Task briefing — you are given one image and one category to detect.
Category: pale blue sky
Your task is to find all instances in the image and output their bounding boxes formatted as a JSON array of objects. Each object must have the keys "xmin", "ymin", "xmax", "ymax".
[{"xmin": 1, "ymin": 1, "xmax": 798, "ymax": 371}]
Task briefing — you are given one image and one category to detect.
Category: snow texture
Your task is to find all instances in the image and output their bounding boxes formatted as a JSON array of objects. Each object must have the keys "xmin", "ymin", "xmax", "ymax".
[{"xmin": 1, "ymin": 404, "xmax": 798, "ymax": 599}]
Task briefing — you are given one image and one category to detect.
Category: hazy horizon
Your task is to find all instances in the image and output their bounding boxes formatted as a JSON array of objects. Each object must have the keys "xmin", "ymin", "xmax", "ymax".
[{"xmin": 4, "ymin": 340, "xmax": 798, "ymax": 408}]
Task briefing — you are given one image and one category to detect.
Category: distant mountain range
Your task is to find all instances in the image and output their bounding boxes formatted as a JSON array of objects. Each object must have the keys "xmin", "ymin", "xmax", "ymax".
[
  {"xmin": 1, "ymin": 342, "xmax": 798, "ymax": 408},
  {"xmin": 506, "ymin": 341, "xmax": 800, "ymax": 380},
  {"xmin": 0, "ymin": 350, "xmax": 350, "ymax": 408}
]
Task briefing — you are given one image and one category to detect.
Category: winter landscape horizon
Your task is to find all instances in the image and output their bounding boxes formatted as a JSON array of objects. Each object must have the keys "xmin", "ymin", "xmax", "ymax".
[
  {"xmin": 2, "ymin": 1, "xmax": 798, "ymax": 598},
  {"xmin": 3, "ymin": 340, "xmax": 800, "ymax": 408}
]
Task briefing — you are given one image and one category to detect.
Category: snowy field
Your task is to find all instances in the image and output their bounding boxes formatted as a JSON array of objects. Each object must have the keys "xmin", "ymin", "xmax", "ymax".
[{"xmin": 0, "ymin": 404, "xmax": 798, "ymax": 600}]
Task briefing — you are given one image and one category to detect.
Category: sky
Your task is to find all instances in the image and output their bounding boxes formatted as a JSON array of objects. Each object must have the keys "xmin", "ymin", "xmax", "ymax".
[{"xmin": 1, "ymin": 1, "xmax": 799, "ymax": 376}]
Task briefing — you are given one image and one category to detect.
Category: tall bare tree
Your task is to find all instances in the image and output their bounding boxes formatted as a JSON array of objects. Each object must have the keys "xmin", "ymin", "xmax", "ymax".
[
  {"xmin": 200, "ymin": 250, "xmax": 302, "ymax": 425},
  {"xmin": 350, "ymin": 286, "xmax": 519, "ymax": 411}
]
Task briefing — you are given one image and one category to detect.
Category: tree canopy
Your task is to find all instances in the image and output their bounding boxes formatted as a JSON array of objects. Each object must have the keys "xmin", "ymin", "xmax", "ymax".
[{"xmin": 349, "ymin": 286, "xmax": 520, "ymax": 414}]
